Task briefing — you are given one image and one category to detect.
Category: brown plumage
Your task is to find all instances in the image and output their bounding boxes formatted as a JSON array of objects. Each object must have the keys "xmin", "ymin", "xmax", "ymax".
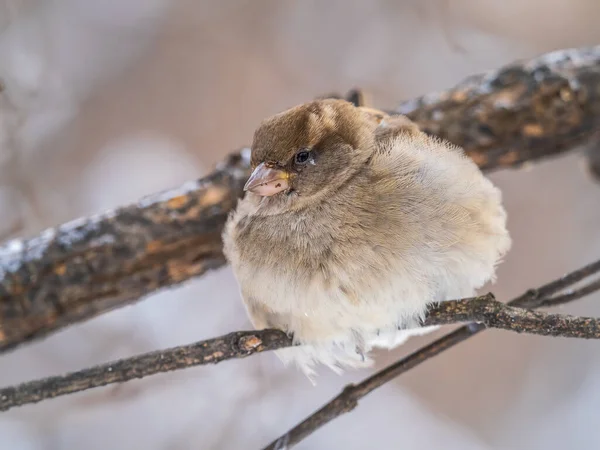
[{"xmin": 223, "ymin": 99, "xmax": 511, "ymax": 378}]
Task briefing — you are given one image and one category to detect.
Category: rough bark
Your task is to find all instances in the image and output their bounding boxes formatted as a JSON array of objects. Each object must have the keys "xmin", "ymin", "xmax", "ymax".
[
  {"xmin": 398, "ymin": 46, "xmax": 600, "ymax": 171},
  {"xmin": 0, "ymin": 329, "xmax": 291, "ymax": 411},
  {"xmin": 0, "ymin": 153, "xmax": 249, "ymax": 352}
]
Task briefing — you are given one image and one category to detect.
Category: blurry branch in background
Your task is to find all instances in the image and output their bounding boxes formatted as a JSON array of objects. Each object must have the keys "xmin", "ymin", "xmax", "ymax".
[
  {"xmin": 2, "ymin": 45, "xmax": 600, "ymax": 354},
  {"xmin": 2, "ymin": 259, "xmax": 600, "ymax": 412}
]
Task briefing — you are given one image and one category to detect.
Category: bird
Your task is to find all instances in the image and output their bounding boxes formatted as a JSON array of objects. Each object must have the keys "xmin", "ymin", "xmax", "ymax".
[{"xmin": 223, "ymin": 98, "xmax": 511, "ymax": 379}]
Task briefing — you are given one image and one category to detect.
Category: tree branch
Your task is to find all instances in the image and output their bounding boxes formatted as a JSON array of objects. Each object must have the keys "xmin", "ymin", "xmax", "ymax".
[
  {"xmin": 2, "ymin": 45, "xmax": 600, "ymax": 353},
  {"xmin": 0, "ymin": 329, "xmax": 291, "ymax": 412},
  {"xmin": 397, "ymin": 46, "xmax": 600, "ymax": 171},
  {"xmin": 539, "ymin": 278, "xmax": 600, "ymax": 308},
  {"xmin": 426, "ymin": 295, "xmax": 600, "ymax": 338},
  {"xmin": 0, "ymin": 152, "xmax": 250, "ymax": 353},
  {"xmin": 2, "ymin": 258, "xmax": 600, "ymax": 413},
  {"xmin": 263, "ymin": 259, "xmax": 600, "ymax": 449}
]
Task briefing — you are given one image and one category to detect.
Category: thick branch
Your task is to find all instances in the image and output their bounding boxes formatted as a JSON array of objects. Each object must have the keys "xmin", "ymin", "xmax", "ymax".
[
  {"xmin": 2, "ymin": 45, "xmax": 600, "ymax": 353},
  {"xmin": 0, "ymin": 153, "xmax": 249, "ymax": 353},
  {"xmin": 263, "ymin": 259, "xmax": 600, "ymax": 449},
  {"xmin": 398, "ymin": 46, "xmax": 600, "ymax": 171},
  {"xmin": 3, "ymin": 258, "xmax": 600, "ymax": 413}
]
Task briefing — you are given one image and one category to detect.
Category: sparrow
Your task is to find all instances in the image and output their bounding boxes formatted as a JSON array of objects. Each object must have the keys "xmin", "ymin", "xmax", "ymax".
[{"xmin": 223, "ymin": 99, "xmax": 511, "ymax": 378}]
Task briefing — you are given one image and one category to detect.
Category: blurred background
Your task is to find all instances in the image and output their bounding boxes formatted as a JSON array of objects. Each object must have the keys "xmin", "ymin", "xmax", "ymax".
[{"xmin": 1, "ymin": 1, "xmax": 600, "ymax": 449}]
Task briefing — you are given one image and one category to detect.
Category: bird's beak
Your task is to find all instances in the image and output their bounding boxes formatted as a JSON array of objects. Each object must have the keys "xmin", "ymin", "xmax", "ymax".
[{"xmin": 244, "ymin": 162, "xmax": 290, "ymax": 196}]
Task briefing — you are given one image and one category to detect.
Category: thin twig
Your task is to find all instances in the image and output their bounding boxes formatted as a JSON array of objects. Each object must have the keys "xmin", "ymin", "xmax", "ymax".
[
  {"xmin": 540, "ymin": 278, "xmax": 600, "ymax": 308},
  {"xmin": 2, "ymin": 45, "xmax": 600, "ymax": 353},
  {"xmin": 0, "ymin": 329, "xmax": 292, "ymax": 411},
  {"xmin": 3, "ymin": 272, "xmax": 600, "ymax": 412},
  {"xmin": 511, "ymin": 258, "xmax": 600, "ymax": 309},
  {"xmin": 263, "ymin": 259, "xmax": 600, "ymax": 449}
]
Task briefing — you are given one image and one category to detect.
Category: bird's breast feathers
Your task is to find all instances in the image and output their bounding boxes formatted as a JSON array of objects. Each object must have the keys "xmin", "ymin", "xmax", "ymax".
[{"xmin": 223, "ymin": 132, "xmax": 511, "ymax": 376}]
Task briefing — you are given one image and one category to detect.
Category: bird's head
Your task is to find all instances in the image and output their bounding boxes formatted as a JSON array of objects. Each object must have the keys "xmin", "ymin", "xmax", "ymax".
[{"xmin": 245, "ymin": 99, "xmax": 378, "ymax": 205}]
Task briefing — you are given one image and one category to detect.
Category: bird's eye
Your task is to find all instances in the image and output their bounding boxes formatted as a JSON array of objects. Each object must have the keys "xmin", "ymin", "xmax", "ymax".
[{"xmin": 295, "ymin": 150, "xmax": 310, "ymax": 164}]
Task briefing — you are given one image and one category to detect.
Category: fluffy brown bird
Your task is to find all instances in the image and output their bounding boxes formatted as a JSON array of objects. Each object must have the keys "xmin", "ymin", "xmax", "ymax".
[{"xmin": 223, "ymin": 99, "xmax": 511, "ymax": 378}]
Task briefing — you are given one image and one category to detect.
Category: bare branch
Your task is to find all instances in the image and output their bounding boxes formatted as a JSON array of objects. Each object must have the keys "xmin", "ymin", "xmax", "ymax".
[
  {"xmin": 3, "ymin": 259, "xmax": 600, "ymax": 413},
  {"xmin": 0, "ymin": 153, "xmax": 250, "ymax": 353},
  {"xmin": 540, "ymin": 279, "xmax": 600, "ymax": 308},
  {"xmin": 397, "ymin": 46, "xmax": 600, "ymax": 171},
  {"xmin": 426, "ymin": 295, "xmax": 600, "ymax": 338},
  {"xmin": 0, "ymin": 329, "xmax": 291, "ymax": 412},
  {"xmin": 2, "ymin": 45, "xmax": 600, "ymax": 353},
  {"xmin": 511, "ymin": 258, "xmax": 600, "ymax": 308},
  {"xmin": 263, "ymin": 260, "xmax": 600, "ymax": 449}
]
